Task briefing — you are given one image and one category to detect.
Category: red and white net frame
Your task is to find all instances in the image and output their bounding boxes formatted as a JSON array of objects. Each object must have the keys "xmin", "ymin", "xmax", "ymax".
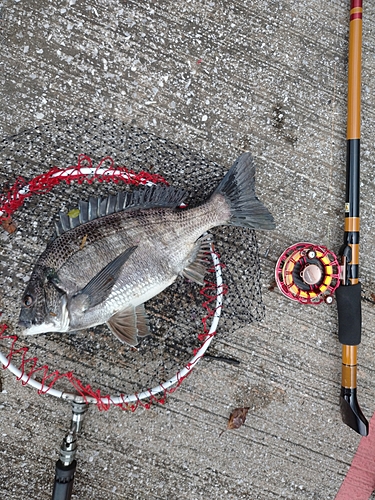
[{"xmin": 0, "ymin": 155, "xmax": 226, "ymax": 411}]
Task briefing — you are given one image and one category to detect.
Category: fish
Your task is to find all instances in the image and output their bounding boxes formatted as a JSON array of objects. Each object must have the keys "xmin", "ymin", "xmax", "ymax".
[{"xmin": 18, "ymin": 152, "xmax": 275, "ymax": 346}]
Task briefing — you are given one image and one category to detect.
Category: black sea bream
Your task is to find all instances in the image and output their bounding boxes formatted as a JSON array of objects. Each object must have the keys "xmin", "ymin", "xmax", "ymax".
[{"xmin": 18, "ymin": 153, "xmax": 275, "ymax": 346}]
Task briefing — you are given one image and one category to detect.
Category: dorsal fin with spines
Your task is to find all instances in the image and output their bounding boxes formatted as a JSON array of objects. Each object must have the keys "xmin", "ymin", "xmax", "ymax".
[{"xmin": 53, "ymin": 185, "xmax": 187, "ymax": 237}]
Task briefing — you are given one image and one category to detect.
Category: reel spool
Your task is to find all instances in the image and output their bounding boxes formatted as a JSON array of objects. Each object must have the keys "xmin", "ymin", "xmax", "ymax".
[{"xmin": 275, "ymin": 242, "xmax": 341, "ymax": 305}]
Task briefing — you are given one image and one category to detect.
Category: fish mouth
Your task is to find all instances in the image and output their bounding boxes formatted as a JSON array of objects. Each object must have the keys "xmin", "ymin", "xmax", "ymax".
[
  {"xmin": 18, "ymin": 315, "xmax": 65, "ymax": 335},
  {"xmin": 18, "ymin": 318, "xmax": 32, "ymax": 329},
  {"xmin": 21, "ymin": 321, "xmax": 65, "ymax": 335}
]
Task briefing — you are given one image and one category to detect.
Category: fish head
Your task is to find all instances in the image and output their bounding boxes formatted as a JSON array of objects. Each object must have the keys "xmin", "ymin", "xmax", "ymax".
[{"xmin": 18, "ymin": 268, "xmax": 70, "ymax": 335}]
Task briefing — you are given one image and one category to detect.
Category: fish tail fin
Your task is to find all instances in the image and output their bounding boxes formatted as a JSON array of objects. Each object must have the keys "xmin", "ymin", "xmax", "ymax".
[{"xmin": 212, "ymin": 152, "xmax": 275, "ymax": 230}]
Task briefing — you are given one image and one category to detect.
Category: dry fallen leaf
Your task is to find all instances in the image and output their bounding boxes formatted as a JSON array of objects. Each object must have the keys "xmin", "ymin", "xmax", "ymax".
[
  {"xmin": 219, "ymin": 407, "xmax": 250, "ymax": 437},
  {"xmin": 1, "ymin": 217, "xmax": 17, "ymax": 234}
]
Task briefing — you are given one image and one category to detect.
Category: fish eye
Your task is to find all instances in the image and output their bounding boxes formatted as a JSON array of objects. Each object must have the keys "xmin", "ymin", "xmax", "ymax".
[{"xmin": 23, "ymin": 295, "xmax": 34, "ymax": 308}]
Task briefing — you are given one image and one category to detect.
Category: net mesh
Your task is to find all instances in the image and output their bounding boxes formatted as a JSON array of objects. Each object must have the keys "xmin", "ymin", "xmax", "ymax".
[{"xmin": 0, "ymin": 118, "xmax": 264, "ymax": 410}]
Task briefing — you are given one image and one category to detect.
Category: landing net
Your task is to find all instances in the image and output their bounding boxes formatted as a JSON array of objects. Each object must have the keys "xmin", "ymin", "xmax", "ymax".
[{"xmin": 0, "ymin": 121, "xmax": 264, "ymax": 411}]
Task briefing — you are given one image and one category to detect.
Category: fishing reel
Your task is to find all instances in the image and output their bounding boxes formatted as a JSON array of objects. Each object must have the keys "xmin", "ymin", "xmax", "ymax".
[{"xmin": 275, "ymin": 242, "xmax": 341, "ymax": 305}]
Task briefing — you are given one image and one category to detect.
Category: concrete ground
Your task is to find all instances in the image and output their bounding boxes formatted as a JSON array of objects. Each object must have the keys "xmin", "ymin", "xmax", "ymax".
[{"xmin": 1, "ymin": 0, "xmax": 375, "ymax": 499}]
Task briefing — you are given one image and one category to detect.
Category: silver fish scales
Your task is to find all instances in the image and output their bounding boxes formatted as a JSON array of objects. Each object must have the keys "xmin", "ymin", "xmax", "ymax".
[{"xmin": 18, "ymin": 153, "xmax": 275, "ymax": 346}]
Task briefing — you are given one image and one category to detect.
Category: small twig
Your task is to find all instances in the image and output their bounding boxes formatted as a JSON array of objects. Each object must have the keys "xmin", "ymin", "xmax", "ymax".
[{"xmin": 204, "ymin": 354, "xmax": 240, "ymax": 366}]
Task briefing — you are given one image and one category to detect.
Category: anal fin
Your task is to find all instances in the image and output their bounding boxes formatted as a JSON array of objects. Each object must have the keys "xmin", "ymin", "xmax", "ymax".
[
  {"xmin": 181, "ymin": 233, "xmax": 212, "ymax": 286},
  {"xmin": 107, "ymin": 304, "xmax": 150, "ymax": 346}
]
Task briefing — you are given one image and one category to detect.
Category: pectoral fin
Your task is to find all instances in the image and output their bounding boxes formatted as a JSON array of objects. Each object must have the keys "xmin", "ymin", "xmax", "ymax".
[
  {"xmin": 181, "ymin": 234, "xmax": 212, "ymax": 286},
  {"xmin": 107, "ymin": 304, "xmax": 150, "ymax": 346},
  {"xmin": 71, "ymin": 246, "xmax": 137, "ymax": 311}
]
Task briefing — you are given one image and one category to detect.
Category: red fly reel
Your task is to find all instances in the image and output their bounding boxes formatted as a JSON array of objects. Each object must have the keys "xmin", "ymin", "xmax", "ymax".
[{"xmin": 275, "ymin": 242, "xmax": 341, "ymax": 305}]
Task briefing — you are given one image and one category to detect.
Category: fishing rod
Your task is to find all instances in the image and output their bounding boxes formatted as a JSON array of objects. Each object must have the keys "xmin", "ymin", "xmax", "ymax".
[
  {"xmin": 275, "ymin": 0, "xmax": 368, "ymax": 436},
  {"xmin": 337, "ymin": 0, "xmax": 368, "ymax": 436}
]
